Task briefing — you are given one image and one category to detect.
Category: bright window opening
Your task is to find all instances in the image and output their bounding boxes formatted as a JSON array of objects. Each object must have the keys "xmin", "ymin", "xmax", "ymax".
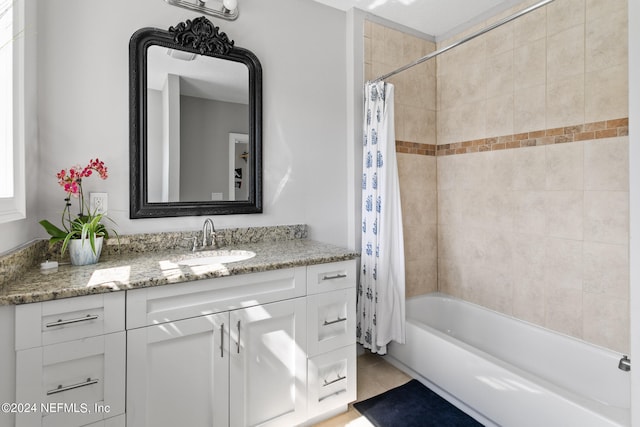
[
  {"xmin": 0, "ymin": 0, "xmax": 14, "ymax": 198},
  {"xmin": 0, "ymin": 0, "xmax": 25, "ymax": 223}
]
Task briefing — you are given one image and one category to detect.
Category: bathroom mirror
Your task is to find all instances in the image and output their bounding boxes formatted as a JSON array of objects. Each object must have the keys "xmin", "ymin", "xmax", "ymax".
[{"xmin": 129, "ymin": 16, "xmax": 262, "ymax": 218}]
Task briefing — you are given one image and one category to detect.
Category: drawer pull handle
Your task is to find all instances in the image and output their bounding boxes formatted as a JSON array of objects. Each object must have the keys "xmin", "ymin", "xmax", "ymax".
[
  {"xmin": 323, "ymin": 317, "xmax": 347, "ymax": 326},
  {"xmin": 322, "ymin": 274, "xmax": 347, "ymax": 281},
  {"xmin": 47, "ymin": 378, "xmax": 98, "ymax": 395},
  {"xmin": 323, "ymin": 374, "xmax": 346, "ymax": 387},
  {"xmin": 319, "ymin": 389, "xmax": 346, "ymax": 402},
  {"xmin": 45, "ymin": 314, "xmax": 99, "ymax": 328}
]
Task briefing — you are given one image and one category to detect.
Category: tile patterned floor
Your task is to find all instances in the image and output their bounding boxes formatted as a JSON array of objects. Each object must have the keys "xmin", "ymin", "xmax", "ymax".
[{"xmin": 313, "ymin": 352, "xmax": 412, "ymax": 427}]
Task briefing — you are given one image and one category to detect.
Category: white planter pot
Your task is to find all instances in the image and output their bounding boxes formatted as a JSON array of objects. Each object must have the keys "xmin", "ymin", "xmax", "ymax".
[{"xmin": 68, "ymin": 236, "xmax": 104, "ymax": 266}]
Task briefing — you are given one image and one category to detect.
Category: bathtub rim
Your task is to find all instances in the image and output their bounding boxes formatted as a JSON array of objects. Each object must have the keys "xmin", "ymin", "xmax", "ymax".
[{"xmin": 408, "ymin": 292, "xmax": 630, "ymax": 359}]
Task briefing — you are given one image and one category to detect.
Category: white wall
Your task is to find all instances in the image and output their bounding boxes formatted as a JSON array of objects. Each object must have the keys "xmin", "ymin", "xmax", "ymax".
[{"xmin": 11, "ymin": 0, "xmax": 349, "ymax": 254}]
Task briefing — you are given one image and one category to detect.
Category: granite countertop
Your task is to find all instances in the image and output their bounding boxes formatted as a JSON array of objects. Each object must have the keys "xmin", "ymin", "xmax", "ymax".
[{"xmin": 0, "ymin": 229, "xmax": 359, "ymax": 305}]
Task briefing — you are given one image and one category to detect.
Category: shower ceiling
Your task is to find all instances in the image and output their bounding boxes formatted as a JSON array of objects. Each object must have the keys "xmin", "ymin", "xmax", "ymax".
[{"xmin": 311, "ymin": 0, "xmax": 529, "ymax": 39}]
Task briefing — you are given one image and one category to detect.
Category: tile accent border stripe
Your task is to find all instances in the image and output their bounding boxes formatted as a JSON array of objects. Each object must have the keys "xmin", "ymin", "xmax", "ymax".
[
  {"xmin": 396, "ymin": 118, "xmax": 629, "ymax": 157},
  {"xmin": 396, "ymin": 140, "xmax": 436, "ymax": 156}
]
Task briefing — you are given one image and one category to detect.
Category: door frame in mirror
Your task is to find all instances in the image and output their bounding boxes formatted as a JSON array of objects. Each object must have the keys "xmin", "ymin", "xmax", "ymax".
[
  {"xmin": 129, "ymin": 16, "xmax": 262, "ymax": 218},
  {"xmin": 228, "ymin": 133, "xmax": 249, "ymax": 201}
]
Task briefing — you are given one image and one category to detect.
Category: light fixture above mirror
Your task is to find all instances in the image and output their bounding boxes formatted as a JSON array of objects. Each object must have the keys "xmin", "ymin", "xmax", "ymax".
[{"xmin": 164, "ymin": 0, "xmax": 239, "ymax": 21}]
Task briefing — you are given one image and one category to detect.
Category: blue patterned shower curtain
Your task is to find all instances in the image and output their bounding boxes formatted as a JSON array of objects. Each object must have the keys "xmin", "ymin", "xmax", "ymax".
[{"xmin": 357, "ymin": 81, "xmax": 406, "ymax": 355}]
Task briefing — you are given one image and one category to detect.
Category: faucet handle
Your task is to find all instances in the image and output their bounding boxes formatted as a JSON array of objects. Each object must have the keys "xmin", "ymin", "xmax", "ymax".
[{"xmin": 182, "ymin": 236, "xmax": 199, "ymax": 252}]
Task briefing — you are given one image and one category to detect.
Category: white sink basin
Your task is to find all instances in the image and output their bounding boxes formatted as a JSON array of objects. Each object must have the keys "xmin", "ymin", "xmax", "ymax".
[{"xmin": 177, "ymin": 250, "xmax": 256, "ymax": 266}]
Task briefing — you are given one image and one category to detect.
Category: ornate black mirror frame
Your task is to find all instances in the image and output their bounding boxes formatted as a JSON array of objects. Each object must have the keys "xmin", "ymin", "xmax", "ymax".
[{"xmin": 129, "ymin": 16, "xmax": 262, "ymax": 218}]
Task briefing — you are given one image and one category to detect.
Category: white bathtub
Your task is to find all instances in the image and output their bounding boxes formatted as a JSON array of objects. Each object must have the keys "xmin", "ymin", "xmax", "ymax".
[{"xmin": 386, "ymin": 293, "xmax": 631, "ymax": 427}]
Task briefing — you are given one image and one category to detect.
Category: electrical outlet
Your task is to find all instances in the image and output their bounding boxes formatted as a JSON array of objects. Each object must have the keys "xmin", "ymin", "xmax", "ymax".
[{"xmin": 89, "ymin": 192, "xmax": 108, "ymax": 215}]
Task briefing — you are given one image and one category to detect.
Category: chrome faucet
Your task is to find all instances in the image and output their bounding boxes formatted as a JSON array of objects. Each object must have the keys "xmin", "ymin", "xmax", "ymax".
[
  {"xmin": 183, "ymin": 218, "xmax": 219, "ymax": 251},
  {"xmin": 201, "ymin": 218, "xmax": 218, "ymax": 249}
]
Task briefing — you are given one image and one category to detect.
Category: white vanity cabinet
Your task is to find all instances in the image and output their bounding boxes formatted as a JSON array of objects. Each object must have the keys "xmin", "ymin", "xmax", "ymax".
[
  {"xmin": 11, "ymin": 257, "xmax": 357, "ymax": 427},
  {"xmin": 14, "ymin": 293, "xmax": 126, "ymax": 427}
]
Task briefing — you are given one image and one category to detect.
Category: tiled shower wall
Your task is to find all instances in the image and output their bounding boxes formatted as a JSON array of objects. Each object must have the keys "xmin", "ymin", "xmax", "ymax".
[
  {"xmin": 437, "ymin": 0, "xmax": 629, "ymax": 353},
  {"xmin": 364, "ymin": 0, "xmax": 629, "ymax": 353}
]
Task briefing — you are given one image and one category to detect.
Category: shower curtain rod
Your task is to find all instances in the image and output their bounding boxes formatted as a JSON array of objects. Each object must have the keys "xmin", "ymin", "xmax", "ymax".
[{"xmin": 369, "ymin": 0, "xmax": 556, "ymax": 84}]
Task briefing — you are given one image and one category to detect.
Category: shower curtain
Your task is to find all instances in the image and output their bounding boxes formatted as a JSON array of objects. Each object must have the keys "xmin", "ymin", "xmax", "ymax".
[{"xmin": 357, "ymin": 81, "xmax": 406, "ymax": 355}]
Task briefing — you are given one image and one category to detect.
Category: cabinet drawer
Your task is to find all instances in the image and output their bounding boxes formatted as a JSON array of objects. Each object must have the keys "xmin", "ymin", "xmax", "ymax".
[
  {"xmin": 307, "ymin": 289, "xmax": 356, "ymax": 356},
  {"xmin": 16, "ymin": 332, "xmax": 125, "ymax": 427},
  {"xmin": 84, "ymin": 414, "xmax": 125, "ymax": 427},
  {"xmin": 307, "ymin": 344, "xmax": 357, "ymax": 418},
  {"xmin": 15, "ymin": 293, "xmax": 125, "ymax": 351},
  {"xmin": 127, "ymin": 267, "xmax": 306, "ymax": 329},
  {"xmin": 306, "ymin": 260, "xmax": 357, "ymax": 295}
]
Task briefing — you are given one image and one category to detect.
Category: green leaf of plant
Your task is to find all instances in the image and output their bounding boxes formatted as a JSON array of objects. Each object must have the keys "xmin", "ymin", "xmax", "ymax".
[
  {"xmin": 38, "ymin": 220, "xmax": 68, "ymax": 239},
  {"xmin": 61, "ymin": 233, "xmax": 74, "ymax": 255}
]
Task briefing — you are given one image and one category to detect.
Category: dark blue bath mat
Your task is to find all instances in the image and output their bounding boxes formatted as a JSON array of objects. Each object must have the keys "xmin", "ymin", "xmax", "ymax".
[{"xmin": 353, "ymin": 379, "xmax": 483, "ymax": 427}]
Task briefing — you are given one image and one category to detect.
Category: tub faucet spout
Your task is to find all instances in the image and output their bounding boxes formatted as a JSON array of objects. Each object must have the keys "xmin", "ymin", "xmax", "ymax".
[{"xmin": 618, "ymin": 355, "xmax": 631, "ymax": 372}]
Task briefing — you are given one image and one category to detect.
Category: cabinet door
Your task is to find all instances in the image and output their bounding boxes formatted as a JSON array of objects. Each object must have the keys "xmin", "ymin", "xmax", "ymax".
[
  {"xmin": 229, "ymin": 298, "xmax": 307, "ymax": 427},
  {"xmin": 126, "ymin": 313, "xmax": 229, "ymax": 427}
]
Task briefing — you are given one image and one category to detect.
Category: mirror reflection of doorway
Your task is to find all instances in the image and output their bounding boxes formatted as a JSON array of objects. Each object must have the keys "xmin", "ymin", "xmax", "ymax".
[{"xmin": 229, "ymin": 133, "xmax": 249, "ymax": 201}]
